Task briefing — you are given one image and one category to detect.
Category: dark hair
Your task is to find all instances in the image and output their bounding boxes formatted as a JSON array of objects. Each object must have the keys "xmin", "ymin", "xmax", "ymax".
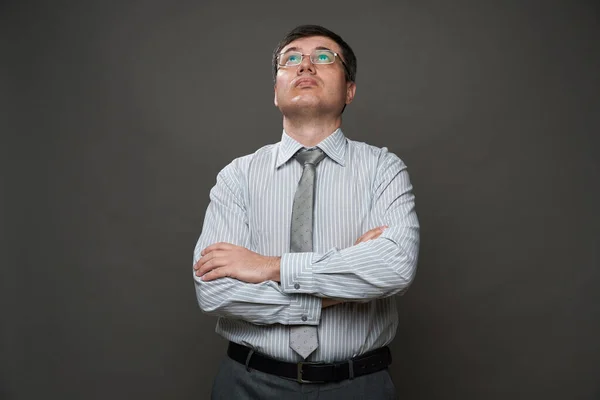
[{"xmin": 272, "ymin": 25, "xmax": 357, "ymax": 84}]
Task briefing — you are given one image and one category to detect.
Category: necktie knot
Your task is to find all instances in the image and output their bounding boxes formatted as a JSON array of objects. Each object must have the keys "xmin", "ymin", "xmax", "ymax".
[{"xmin": 294, "ymin": 148, "xmax": 326, "ymax": 167}]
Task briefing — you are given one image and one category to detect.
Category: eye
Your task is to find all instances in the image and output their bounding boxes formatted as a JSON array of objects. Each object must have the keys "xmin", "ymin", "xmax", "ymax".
[
  {"xmin": 283, "ymin": 53, "xmax": 302, "ymax": 66},
  {"xmin": 314, "ymin": 51, "xmax": 334, "ymax": 63}
]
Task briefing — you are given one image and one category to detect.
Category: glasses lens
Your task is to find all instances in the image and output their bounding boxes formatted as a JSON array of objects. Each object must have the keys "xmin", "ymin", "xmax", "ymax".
[
  {"xmin": 279, "ymin": 52, "xmax": 302, "ymax": 66},
  {"xmin": 311, "ymin": 50, "xmax": 335, "ymax": 64}
]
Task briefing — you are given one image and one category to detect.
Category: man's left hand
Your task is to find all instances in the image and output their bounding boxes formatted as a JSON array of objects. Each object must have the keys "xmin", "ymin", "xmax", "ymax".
[{"xmin": 195, "ymin": 243, "xmax": 280, "ymax": 283}]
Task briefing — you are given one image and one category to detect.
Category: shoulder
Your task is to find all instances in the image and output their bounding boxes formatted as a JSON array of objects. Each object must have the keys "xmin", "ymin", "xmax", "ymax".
[
  {"xmin": 217, "ymin": 143, "xmax": 277, "ymax": 182},
  {"xmin": 346, "ymin": 139, "xmax": 407, "ymax": 171},
  {"xmin": 232, "ymin": 143, "xmax": 276, "ymax": 169}
]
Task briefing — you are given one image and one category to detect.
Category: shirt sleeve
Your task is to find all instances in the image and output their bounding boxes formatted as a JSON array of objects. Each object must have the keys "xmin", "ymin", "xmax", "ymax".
[
  {"xmin": 193, "ymin": 160, "xmax": 322, "ymax": 326},
  {"xmin": 279, "ymin": 150, "xmax": 420, "ymax": 300}
]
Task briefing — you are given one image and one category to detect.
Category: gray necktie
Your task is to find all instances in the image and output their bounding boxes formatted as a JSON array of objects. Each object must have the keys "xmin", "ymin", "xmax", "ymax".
[{"xmin": 289, "ymin": 148, "xmax": 326, "ymax": 359}]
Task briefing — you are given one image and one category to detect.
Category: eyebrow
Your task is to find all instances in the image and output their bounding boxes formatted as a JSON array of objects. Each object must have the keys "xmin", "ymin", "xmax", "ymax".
[{"xmin": 280, "ymin": 46, "xmax": 334, "ymax": 54}]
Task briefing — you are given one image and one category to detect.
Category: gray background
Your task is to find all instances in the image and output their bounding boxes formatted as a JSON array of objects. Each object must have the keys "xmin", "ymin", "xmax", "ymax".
[{"xmin": 2, "ymin": 1, "xmax": 600, "ymax": 399}]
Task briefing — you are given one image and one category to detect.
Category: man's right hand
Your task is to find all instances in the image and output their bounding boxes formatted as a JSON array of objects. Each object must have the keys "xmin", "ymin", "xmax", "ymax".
[{"xmin": 354, "ymin": 225, "xmax": 387, "ymax": 245}]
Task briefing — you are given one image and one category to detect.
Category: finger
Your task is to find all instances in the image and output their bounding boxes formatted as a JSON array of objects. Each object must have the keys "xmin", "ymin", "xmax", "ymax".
[
  {"xmin": 368, "ymin": 232, "xmax": 383, "ymax": 241},
  {"xmin": 357, "ymin": 231, "xmax": 378, "ymax": 244},
  {"xmin": 355, "ymin": 232, "xmax": 374, "ymax": 245},
  {"xmin": 355, "ymin": 226, "xmax": 387, "ymax": 244},
  {"xmin": 194, "ymin": 255, "xmax": 208, "ymax": 270},
  {"xmin": 200, "ymin": 267, "xmax": 231, "ymax": 282},
  {"xmin": 367, "ymin": 226, "xmax": 386, "ymax": 235},
  {"xmin": 355, "ymin": 233, "xmax": 372, "ymax": 245},
  {"xmin": 201, "ymin": 242, "xmax": 236, "ymax": 256},
  {"xmin": 197, "ymin": 258, "xmax": 225, "ymax": 276},
  {"xmin": 354, "ymin": 234, "xmax": 365, "ymax": 245},
  {"xmin": 201, "ymin": 243, "xmax": 225, "ymax": 256},
  {"xmin": 195, "ymin": 250, "xmax": 224, "ymax": 270},
  {"xmin": 358, "ymin": 227, "xmax": 382, "ymax": 241},
  {"xmin": 197, "ymin": 255, "xmax": 228, "ymax": 276},
  {"xmin": 355, "ymin": 227, "xmax": 380, "ymax": 244},
  {"xmin": 369, "ymin": 226, "xmax": 388, "ymax": 240}
]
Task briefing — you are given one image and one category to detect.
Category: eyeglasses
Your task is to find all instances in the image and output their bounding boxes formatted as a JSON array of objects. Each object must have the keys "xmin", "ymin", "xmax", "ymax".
[{"xmin": 277, "ymin": 49, "xmax": 349, "ymax": 75}]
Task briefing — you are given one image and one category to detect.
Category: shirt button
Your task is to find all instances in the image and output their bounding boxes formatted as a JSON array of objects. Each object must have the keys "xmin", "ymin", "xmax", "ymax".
[
  {"xmin": 301, "ymin": 315, "xmax": 308, "ymax": 322},
  {"xmin": 294, "ymin": 283, "xmax": 300, "ymax": 290}
]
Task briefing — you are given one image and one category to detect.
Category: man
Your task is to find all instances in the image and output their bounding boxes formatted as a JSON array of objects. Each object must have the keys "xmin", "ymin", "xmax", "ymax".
[{"xmin": 193, "ymin": 25, "xmax": 419, "ymax": 399}]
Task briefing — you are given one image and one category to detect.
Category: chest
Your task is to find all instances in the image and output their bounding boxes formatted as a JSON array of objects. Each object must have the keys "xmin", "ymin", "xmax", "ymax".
[{"xmin": 245, "ymin": 160, "xmax": 377, "ymax": 255}]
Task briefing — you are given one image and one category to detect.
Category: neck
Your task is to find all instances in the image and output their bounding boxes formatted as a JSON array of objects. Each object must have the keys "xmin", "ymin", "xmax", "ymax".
[{"xmin": 283, "ymin": 115, "xmax": 342, "ymax": 147}]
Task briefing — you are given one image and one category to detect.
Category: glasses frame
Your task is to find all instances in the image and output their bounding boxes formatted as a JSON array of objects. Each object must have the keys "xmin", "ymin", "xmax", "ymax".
[{"xmin": 276, "ymin": 49, "xmax": 350, "ymax": 79}]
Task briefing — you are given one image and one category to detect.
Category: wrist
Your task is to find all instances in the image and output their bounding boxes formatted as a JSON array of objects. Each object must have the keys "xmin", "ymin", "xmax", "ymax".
[{"xmin": 267, "ymin": 256, "xmax": 281, "ymax": 282}]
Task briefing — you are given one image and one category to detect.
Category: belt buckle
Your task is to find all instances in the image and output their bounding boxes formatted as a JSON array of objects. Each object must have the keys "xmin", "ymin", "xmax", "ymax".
[
  {"xmin": 296, "ymin": 362, "xmax": 327, "ymax": 384},
  {"xmin": 297, "ymin": 362, "xmax": 309, "ymax": 383}
]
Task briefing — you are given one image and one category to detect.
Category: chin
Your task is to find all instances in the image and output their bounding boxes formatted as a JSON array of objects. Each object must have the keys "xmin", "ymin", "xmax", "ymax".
[{"xmin": 292, "ymin": 99, "xmax": 319, "ymax": 108}]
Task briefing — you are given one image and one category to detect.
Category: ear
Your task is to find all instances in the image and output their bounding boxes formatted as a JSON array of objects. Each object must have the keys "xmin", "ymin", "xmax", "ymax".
[
  {"xmin": 274, "ymin": 84, "xmax": 278, "ymax": 107},
  {"xmin": 345, "ymin": 81, "xmax": 356, "ymax": 105}
]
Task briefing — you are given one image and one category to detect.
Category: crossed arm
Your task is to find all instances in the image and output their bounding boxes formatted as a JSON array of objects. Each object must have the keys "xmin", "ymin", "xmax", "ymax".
[
  {"xmin": 193, "ymin": 153, "xmax": 419, "ymax": 325},
  {"xmin": 194, "ymin": 226, "xmax": 387, "ymax": 307}
]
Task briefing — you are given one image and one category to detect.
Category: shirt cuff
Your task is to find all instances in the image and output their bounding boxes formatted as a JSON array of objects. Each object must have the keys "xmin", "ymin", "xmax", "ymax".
[
  {"xmin": 287, "ymin": 293, "xmax": 321, "ymax": 325},
  {"xmin": 280, "ymin": 252, "xmax": 317, "ymax": 295}
]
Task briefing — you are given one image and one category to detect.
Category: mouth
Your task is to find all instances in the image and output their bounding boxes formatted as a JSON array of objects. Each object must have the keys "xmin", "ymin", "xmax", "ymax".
[{"xmin": 294, "ymin": 78, "xmax": 318, "ymax": 88}]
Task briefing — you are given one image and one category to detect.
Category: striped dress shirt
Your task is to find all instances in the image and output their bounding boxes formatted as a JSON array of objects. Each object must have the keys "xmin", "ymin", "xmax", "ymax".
[{"xmin": 193, "ymin": 129, "xmax": 419, "ymax": 363}]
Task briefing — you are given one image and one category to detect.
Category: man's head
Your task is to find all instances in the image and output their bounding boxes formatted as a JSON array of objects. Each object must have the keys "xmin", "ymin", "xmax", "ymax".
[{"xmin": 272, "ymin": 25, "xmax": 357, "ymax": 118}]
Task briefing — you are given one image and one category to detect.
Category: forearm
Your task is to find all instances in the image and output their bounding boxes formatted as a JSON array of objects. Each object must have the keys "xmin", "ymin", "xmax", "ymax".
[
  {"xmin": 194, "ymin": 275, "xmax": 321, "ymax": 325},
  {"xmin": 194, "ymin": 243, "xmax": 322, "ymax": 325},
  {"xmin": 280, "ymin": 225, "xmax": 419, "ymax": 300}
]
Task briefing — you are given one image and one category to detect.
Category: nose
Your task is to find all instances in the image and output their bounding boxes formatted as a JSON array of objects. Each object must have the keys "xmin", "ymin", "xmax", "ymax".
[{"xmin": 297, "ymin": 54, "xmax": 316, "ymax": 75}]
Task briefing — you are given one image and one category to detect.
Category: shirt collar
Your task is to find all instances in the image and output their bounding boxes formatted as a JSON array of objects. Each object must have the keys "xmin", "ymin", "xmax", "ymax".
[{"xmin": 275, "ymin": 128, "xmax": 347, "ymax": 168}]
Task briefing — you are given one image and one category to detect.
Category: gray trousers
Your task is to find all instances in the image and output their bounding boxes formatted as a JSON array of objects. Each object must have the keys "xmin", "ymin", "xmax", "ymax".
[{"xmin": 211, "ymin": 356, "xmax": 398, "ymax": 399}]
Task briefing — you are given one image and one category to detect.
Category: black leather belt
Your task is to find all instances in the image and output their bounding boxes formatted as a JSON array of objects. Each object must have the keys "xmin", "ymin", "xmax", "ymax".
[{"xmin": 227, "ymin": 341, "xmax": 392, "ymax": 383}]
